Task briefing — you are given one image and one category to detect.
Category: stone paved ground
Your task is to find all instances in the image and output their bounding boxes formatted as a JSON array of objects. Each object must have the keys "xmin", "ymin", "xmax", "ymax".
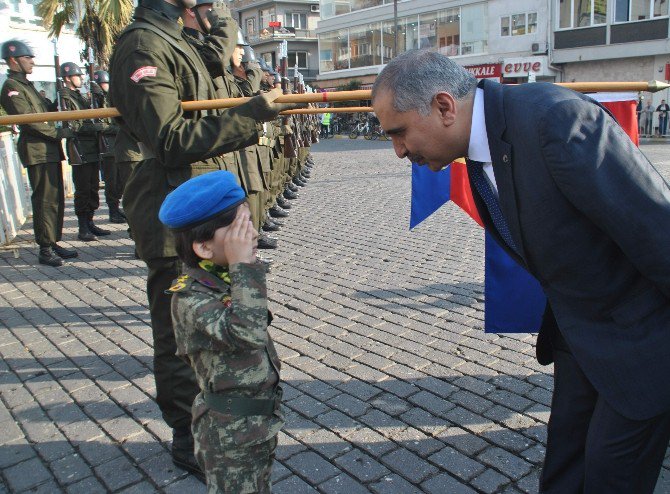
[{"xmin": 0, "ymin": 138, "xmax": 669, "ymax": 494}]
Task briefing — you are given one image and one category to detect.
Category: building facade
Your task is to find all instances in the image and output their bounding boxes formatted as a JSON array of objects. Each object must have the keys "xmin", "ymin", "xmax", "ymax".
[
  {"xmin": 0, "ymin": 0, "xmax": 85, "ymax": 99},
  {"xmin": 231, "ymin": 0, "xmax": 321, "ymax": 82},
  {"xmin": 315, "ymin": 0, "xmax": 558, "ymax": 89}
]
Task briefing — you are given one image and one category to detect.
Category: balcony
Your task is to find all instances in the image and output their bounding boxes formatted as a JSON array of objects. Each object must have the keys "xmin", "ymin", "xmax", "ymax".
[{"xmin": 249, "ymin": 26, "xmax": 317, "ymax": 43}]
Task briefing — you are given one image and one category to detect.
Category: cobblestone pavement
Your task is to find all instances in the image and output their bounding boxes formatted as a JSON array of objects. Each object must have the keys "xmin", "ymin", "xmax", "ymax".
[{"xmin": 1, "ymin": 139, "xmax": 669, "ymax": 494}]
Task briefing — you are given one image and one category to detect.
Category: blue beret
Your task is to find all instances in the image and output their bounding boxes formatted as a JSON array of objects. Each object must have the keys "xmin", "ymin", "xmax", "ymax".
[{"xmin": 159, "ymin": 171, "xmax": 246, "ymax": 231}]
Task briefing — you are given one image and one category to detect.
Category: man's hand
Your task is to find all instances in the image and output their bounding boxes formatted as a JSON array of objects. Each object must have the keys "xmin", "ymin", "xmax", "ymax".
[
  {"xmin": 223, "ymin": 208, "xmax": 256, "ymax": 265},
  {"xmin": 250, "ymin": 87, "xmax": 307, "ymax": 122}
]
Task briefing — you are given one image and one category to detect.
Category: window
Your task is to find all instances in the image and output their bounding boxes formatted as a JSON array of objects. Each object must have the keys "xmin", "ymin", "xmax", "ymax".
[
  {"xmin": 287, "ymin": 51, "xmax": 308, "ymax": 69},
  {"xmin": 246, "ymin": 17, "xmax": 257, "ymax": 37},
  {"xmin": 501, "ymin": 16, "xmax": 510, "ymax": 36},
  {"xmin": 286, "ymin": 12, "xmax": 307, "ymax": 29},
  {"xmin": 512, "ymin": 13, "xmax": 526, "ymax": 35},
  {"xmin": 558, "ymin": 0, "xmax": 607, "ymax": 28},
  {"xmin": 500, "ymin": 12, "xmax": 537, "ymax": 36},
  {"xmin": 615, "ymin": 0, "xmax": 668, "ymax": 21},
  {"xmin": 259, "ymin": 8, "xmax": 275, "ymax": 28}
]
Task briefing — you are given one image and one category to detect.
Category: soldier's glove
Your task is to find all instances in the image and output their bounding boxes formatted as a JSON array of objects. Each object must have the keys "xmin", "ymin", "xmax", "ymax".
[
  {"xmin": 206, "ymin": 7, "xmax": 237, "ymax": 61},
  {"xmin": 57, "ymin": 127, "xmax": 75, "ymax": 139},
  {"xmin": 245, "ymin": 87, "xmax": 306, "ymax": 122}
]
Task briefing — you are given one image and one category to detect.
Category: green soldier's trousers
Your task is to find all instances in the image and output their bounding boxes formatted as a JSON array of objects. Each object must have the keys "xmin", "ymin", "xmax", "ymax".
[
  {"xmin": 146, "ymin": 257, "xmax": 199, "ymax": 429},
  {"xmin": 102, "ymin": 157, "xmax": 133, "ymax": 207},
  {"xmin": 71, "ymin": 162, "xmax": 100, "ymax": 216},
  {"xmin": 26, "ymin": 162, "xmax": 65, "ymax": 247},
  {"xmin": 193, "ymin": 408, "xmax": 277, "ymax": 493}
]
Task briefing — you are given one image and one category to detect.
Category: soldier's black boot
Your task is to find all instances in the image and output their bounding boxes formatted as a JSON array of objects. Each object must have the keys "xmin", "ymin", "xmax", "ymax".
[
  {"xmin": 52, "ymin": 243, "xmax": 78, "ymax": 259},
  {"xmin": 276, "ymin": 196, "xmax": 292, "ymax": 209},
  {"xmin": 38, "ymin": 246, "xmax": 63, "ymax": 267},
  {"xmin": 258, "ymin": 233, "xmax": 278, "ymax": 249},
  {"xmin": 88, "ymin": 215, "xmax": 111, "ymax": 236},
  {"xmin": 287, "ymin": 182, "xmax": 299, "ymax": 192},
  {"xmin": 108, "ymin": 204, "xmax": 126, "ymax": 224},
  {"xmin": 77, "ymin": 215, "xmax": 98, "ymax": 242},
  {"xmin": 172, "ymin": 427, "xmax": 204, "ymax": 482},
  {"xmin": 292, "ymin": 177, "xmax": 305, "ymax": 187},
  {"xmin": 283, "ymin": 188, "xmax": 298, "ymax": 200},
  {"xmin": 269, "ymin": 205, "xmax": 289, "ymax": 218}
]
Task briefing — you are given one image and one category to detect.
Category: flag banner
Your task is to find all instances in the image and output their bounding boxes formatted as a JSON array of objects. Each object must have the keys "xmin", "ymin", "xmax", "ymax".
[{"xmin": 409, "ymin": 91, "xmax": 639, "ymax": 334}]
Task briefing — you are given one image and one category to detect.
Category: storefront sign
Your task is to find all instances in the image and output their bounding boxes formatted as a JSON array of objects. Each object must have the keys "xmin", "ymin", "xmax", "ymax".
[
  {"xmin": 464, "ymin": 63, "xmax": 502, "ymax": 79},
  {"xmin": 502, "ymin": 56, "xmax": 549, "ymax": 77}
]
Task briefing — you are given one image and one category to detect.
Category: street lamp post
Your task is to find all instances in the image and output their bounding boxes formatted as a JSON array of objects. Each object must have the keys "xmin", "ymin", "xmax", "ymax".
[{"xmin": 393, "ymin": 0, "xmax": 398, "ymax": 59}]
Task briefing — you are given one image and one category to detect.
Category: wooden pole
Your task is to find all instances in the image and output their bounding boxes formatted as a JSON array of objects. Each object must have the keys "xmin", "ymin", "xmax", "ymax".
[{"xmin": 1, "ymin": 81, "xmax": 668, "ymax": 126}]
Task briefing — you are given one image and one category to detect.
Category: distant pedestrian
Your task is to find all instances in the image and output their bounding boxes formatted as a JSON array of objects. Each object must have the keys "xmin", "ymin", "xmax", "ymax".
[
  {"xmin": 639, "ymin": 101, "xmax": 654, "ymax": 137},
  {"xmin": 657, "ymin": 99, "xmax": 669, "ymax": 136},
  {"xmin": 159, "ymin": 170, "xmax": 283, "ymax": 493}
]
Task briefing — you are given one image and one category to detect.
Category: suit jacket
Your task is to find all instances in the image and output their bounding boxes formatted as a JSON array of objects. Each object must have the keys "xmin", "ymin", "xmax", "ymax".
[{"xmin": 474, "ymin": 79, "xmax": 670, "ymax": 420}]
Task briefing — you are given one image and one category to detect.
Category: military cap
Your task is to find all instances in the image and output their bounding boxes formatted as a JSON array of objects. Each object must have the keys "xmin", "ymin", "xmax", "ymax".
[
  {"xmin": 60, "ymin": 62, "xmax": 84, "ymax": 78},
  {"xmin": 1, "ymin": 40, "xmax": 34, "ymax": 60},
  {"xmin": 159, "ymin": 171, "xmax": 247, "ymax": 231},
  {"xmin": 93, "ymin": 70, "xmax": 110, "ymax": 83}
]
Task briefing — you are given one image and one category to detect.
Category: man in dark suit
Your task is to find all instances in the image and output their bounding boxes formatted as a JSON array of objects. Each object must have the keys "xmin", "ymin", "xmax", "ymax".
[{"xmin": 372, "ymin": 50, "xmax": 670, "ymax": 493}]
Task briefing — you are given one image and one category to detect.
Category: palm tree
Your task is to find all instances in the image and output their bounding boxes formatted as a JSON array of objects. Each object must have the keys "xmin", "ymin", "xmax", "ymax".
[{"xmin": 36, "ymin": 0, "xmax": 134, "ymax": 67}]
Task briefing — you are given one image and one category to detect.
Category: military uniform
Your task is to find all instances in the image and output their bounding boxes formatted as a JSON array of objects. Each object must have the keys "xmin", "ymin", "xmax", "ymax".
[
  {"xmin": 92, "ymin": 75, "xmax": 128, "ymax": 223},
  {"xmin": 169, "ymin": 262, "xmax": 283, "ymax": 493},
  {"xmin": 58, "ymin": 84, "xmax": 109, "ymax": 240},
  {"xmin": 108, "ymin": 0, "xmax": 289, "ymax": 467},
  {"xmin": 1, "ymin": 71, "xmax": 66, "ymax": 252}
]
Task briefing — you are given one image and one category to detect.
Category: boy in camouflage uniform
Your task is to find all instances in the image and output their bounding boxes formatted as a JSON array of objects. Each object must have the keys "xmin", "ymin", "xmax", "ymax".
[{"xmin": 158, "ymin": 170, "xmax": 283, "ymax": 493}]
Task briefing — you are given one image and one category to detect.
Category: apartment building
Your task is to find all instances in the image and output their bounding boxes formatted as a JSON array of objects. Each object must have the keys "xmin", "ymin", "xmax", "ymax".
[
  {"xmin": 0, "ymin": 0, "xmax": 84, "ymax": 96},
  {"xmin": 230, "ymin": 0, "xmax": 321, "ymax": 82},
  {"xmin": 315, "ymin": 0, "xmax": 557, "ymax": 89}
]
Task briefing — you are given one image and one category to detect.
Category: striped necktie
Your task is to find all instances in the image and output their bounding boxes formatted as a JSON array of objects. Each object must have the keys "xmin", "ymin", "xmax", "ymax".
[{"xmin": 466, "ymin": 159, "xmax": 519, "ymax": 254}]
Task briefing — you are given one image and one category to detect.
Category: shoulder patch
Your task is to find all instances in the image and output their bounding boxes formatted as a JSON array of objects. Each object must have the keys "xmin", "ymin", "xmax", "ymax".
[
  {"xmin": 166, "ymin": 274, "xmax": 193, "ymax": 293},
  {"xmin": 7, "ymin": 90, "xmax": 19, "ymax": 97},
  {"xmin": 130, "ymin": 66, "xmax": 157, "ymax": 83}
]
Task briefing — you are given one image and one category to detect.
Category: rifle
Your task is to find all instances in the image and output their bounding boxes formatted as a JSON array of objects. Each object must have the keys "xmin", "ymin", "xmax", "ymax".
[
  {"xmin": 291, "ymin": 64, "xmax": 304, "ymax": 149},
  {"xmin": 87, "ymin": 47, "xmax": 107, "ymax": 168},
  {"xmin": 280, "ymin": 49, "xmax": 297, "ymax": 159},
  {"xmin": 54, "ymin": 42, "xmax": 83, "ymax": 164}
]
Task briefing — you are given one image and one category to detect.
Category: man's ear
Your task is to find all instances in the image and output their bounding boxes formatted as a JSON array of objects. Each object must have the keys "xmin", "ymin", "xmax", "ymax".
[
  {"xmin": 434, "ymin": 92, "xmax": 457, "ymax": 126},
  {"xmin": 192, "ymin": 239, "xmax": 213, "ymax": 260}
]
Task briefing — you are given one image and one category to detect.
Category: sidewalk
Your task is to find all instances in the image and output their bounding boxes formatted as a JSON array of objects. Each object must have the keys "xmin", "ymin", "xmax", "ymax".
[{"xmin": 1, "ymin": 139, "xmax": 669, "ymax": 493}]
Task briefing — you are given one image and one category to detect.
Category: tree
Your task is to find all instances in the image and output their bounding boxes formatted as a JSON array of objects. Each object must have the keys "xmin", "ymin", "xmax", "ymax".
[{"xmin": 36, "ymin": 0, "xmax": 133, "ymax": 67}]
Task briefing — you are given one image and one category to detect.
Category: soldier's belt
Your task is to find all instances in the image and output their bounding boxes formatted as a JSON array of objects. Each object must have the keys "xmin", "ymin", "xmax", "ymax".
[
  {"xmin": 258, "ymin": 136, "xmax": 275, "ymax": 147},
  {"xmin": 204, "ymin": 387, "xmax": 282, "ymax": 416}
]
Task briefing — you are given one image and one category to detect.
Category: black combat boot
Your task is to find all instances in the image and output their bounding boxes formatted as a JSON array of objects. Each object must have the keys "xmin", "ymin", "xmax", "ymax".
[
  {"xmin": 38, "ymin": 246, "xmax": 63, "ymax": 267},
  {"xmin": 262, "ymin": 220, "xmax": 280, "ymax": 233},
  {"xmin": 88, "ymin": 215, "xmax": 111, "ymax": 236},
  {"xmin": 283, "ymin": 188, "xmax": 299, "ymax": 200},
  {"xmin": 52, "ymin": 243, "xmax": 78, "ymax": 259},
  {"xmin": 258, "ymin": 233, "xmax": 278, "ymax": 249},
  {"xmin": 172, "ymin": 427, "xmax": 204, "ymax": 482},
  {"xmin": 108, "ymin": 204, "xmax": 126, "ymax": 224},
  {"xmin": 276, "ymin": 196, "xmax": 292, "ymax": 210},
  {"xmin": 292, "ymin": 177, "xmax": 305, "ymax": 187},
  {"xmin": 77, "ymin": 215, "xmax": 98, "ymax": 242},
  {"xmin": 269, "ymin": 205, "xmax": 289, "ymax": 218},
  {"xmin": 287, "ymin": 182, "xmax": 299, "ymax": 192}
]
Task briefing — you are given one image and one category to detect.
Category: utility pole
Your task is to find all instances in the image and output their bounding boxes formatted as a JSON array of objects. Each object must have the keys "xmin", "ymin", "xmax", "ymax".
[{"xmin": 393, "ymin": 0, "xmax": 398, "ymax": 59}]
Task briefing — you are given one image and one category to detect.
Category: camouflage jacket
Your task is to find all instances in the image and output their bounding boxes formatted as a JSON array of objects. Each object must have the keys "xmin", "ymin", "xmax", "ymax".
[{"xmin": 169, "ymin": 262, "xmax": 281, "ymax": 400}]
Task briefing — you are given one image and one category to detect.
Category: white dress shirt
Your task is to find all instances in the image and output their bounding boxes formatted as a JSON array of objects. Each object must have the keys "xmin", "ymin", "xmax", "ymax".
[{"xmin": 468, "ymin": 88, "xmax": 498, "ymax": 194}]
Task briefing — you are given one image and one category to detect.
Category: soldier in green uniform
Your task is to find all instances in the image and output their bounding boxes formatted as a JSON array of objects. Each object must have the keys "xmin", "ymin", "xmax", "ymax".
[
  {"xmin": 58, "ymin": 62, "xmax": 111, "ymax": 241},
  {"xmin": 91, "ymin": 70, "xmax": 127, "ymax": 224},
  {"xmin": 108, "ymin": 0, "xmax": 299, "ymax": 477},
  {"xmin": 0, "ymin": 40, "xmax": 77, "ymax": 266},
  {"xmin": 159, "ymin": 170, "xmax": 282, "ymax": 493}
]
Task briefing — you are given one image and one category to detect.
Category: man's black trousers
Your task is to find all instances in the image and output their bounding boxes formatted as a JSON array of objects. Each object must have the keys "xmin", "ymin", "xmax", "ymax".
[
  {"xmin": 72, "ymin": 162, "xmax": 100, "ymax": 216},
  {"xmin": 540, "ymin": 330, "xmax": 670, "ymax": 493},
  {"xmin": 26, "ymin": 162, "xmax": 64, "ymax": 247}
]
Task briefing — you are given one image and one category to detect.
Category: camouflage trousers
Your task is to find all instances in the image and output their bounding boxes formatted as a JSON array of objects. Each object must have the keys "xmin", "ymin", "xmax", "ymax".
[{"xmin": 192, "ymin": 395, "xmax": 282, "ymax": 493}]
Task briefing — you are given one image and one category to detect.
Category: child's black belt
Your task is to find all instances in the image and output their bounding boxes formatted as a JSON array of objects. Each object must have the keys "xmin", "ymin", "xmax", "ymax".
[{"xmin": 203, "ymin": 389, "xmax": 282, "ymax": 416}]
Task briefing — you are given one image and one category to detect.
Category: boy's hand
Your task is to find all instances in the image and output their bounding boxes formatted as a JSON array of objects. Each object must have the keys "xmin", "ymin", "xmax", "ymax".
[{"xmin": 223, "ymin": 209, "xmax": 256, "ymax": 265}]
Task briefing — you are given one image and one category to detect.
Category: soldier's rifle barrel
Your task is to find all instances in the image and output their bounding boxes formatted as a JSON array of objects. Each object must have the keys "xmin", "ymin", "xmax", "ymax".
[{"xmin": 1, "ymin": 81, "xmax": 667, "ymax": 126}]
